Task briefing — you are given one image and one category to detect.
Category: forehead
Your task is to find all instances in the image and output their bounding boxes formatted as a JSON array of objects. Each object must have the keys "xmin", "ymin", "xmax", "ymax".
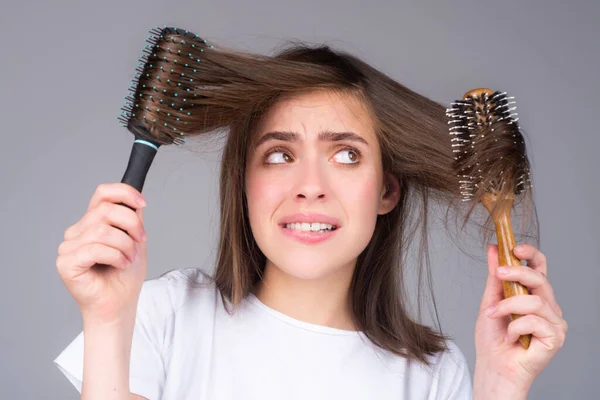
[{"xmin": 252, "ymin": 90, "xmax": 376, "ymax": 145}]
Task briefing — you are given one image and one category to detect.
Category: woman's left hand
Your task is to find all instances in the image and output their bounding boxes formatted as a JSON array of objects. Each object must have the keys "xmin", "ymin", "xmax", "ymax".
[{"xmin": 473, "ymin": 244, "xmax": 568, "ymax": 399}]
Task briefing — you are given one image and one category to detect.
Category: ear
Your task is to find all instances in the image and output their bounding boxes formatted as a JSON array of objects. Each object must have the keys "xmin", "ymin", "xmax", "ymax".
[{"xmin": 377, "ymin": 173, "xmax": 400, "ymax": 215}]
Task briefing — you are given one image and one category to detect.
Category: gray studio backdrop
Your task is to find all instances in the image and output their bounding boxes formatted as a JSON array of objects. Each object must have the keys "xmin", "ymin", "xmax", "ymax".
[{"xmin": 1, "ymin": 1, "xmax": 597, "ymax": 399}]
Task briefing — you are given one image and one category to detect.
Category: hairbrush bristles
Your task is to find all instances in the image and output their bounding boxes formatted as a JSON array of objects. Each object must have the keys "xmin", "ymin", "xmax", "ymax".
[
  {"xmin": 445, "ymin": 88, "xmax": 532, "ymax": 204},
  {"xmin": 115, "ymin": 25, "xmax": 216, "ymax": 194},
  {"xmin": 117, "ymin": 25, "xmax": 216, "ymax": 147}
]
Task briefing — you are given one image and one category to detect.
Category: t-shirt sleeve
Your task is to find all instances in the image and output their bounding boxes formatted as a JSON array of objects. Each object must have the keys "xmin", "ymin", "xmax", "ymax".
[
  {"xmin": 53, "ymin": 277, "xmax": 174, "ymax": 400},
  {"xmin": 432, "ymin": 340, "xmax": 473, "ymax": 399}
]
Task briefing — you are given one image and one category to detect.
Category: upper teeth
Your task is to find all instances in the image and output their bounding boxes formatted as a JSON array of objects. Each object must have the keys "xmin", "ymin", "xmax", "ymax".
[{"xmin": 285, "ymin": 222, "xmax": 335, "ymax": 231}]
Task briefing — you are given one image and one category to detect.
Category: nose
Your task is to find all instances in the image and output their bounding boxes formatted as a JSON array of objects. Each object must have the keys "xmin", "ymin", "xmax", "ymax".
[{"xmin": 293, "ymin": 155, "xmax": 328, "ymax": 202}]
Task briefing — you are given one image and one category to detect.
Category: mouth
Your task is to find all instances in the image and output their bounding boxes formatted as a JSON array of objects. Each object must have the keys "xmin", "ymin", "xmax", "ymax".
[
  {"xmin": 280, "ymin": 222, "xmax": 339, "ymax": 233},
  {"xmin": 278, "ymin": 223, "xmax": 340, "ymax": 244},
  {"xmin": 277, "ymin": 213, "xmax": 341, "ymax": 243}
]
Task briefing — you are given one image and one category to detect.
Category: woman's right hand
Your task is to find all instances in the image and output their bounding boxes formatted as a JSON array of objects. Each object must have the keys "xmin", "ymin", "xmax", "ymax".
[{"xmin": 56, "ymin": 183, "xmax": 148, "ymax": 325}]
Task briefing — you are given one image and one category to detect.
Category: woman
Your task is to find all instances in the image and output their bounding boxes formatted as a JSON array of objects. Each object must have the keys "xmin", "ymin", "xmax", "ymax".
[{"xmin": 54, "ymin": 40, "xmax": 567, "ymax": 399}]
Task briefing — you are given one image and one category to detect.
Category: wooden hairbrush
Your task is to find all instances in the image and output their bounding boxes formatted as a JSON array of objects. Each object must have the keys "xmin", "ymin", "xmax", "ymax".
[{"xmin": 446, "ymin": 88, "xmax": 533, "ymax": 349}]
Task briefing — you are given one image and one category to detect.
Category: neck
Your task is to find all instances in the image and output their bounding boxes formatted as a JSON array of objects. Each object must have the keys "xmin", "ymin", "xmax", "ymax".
[{"xmin": 252, "ymin": 259, "xmax": 359, "ymax": 331}]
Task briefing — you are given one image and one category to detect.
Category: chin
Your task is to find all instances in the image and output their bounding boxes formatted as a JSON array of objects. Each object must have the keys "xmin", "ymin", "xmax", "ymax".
[
  {"xmin": 281, "ymin": 266, "xmax": 334, "ymax": 281},
  {"xmin": 269, "ymin": 254, "xmax": 349, "ymax": 281},
  {"xmin": 255, "ymin": 229, "xmax": 371, "ymax": 281}
]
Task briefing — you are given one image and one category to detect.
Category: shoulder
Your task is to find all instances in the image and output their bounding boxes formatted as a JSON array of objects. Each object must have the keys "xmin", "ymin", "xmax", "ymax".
[
  {"xmin": 434, "ymin": 339, "xmax": 469, "ymax": 371},
  {"xmin": 427, "ymin": 339, "xmax": 472, "ymax": 398},
  {"xmin": 137, "ymin": 268, "xmax": 217, "ymax": 318}
]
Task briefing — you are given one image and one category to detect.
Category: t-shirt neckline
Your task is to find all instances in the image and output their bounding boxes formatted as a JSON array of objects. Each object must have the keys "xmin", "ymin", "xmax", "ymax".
[{"xmin": 246, "ymin": 292, "xmax": 364, "ymax": 337}]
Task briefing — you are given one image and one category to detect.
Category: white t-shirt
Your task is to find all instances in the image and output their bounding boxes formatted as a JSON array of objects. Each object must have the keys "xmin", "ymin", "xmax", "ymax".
[{"xmin": 54, "ymin": 268, "xmax": 473, "ymax": 399}]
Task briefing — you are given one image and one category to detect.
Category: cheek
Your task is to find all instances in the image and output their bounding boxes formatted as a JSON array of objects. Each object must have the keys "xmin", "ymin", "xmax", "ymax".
[
  {"xmin": 245, "ymin": 173, "xmax": 285, "ymax": 224},
  {"xmin": 343, "ymin": 178, "xmax": 380, "ymax": 222}
]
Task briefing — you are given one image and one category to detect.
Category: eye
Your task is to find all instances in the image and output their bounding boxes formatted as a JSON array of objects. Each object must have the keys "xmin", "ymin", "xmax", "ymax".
[
  {"xmin": 332, "ymin": 147, "xmax": 361, "ymax": 164},
  {"xmin": 264, "ymin": 147, "xmax": 293, "ymax": 164},
  {"xmin": 263, "ymin": 146, "xmax": 361, "ymax": 165}
]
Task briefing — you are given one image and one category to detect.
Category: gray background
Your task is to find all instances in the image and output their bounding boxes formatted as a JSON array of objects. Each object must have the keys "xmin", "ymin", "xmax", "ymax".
[{"xmin": 0, "ymin": 0, "xmax": 597, "ymax": 398}]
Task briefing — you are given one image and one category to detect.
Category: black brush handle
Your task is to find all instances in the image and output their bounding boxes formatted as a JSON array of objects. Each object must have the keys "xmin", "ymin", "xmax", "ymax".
[
  {"xmin": 117, "ymin": 133, "xmax": 160, "ymax": 226},
  {"xmin": 121, "ymin": 139, "xmax": 158, "ymax": 194}
]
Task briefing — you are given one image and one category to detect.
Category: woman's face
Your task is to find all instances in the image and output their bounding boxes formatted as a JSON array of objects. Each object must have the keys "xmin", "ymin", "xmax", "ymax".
[{"xmin": 245, "ymin": 90, "xmax": 397, "ymax": 280}]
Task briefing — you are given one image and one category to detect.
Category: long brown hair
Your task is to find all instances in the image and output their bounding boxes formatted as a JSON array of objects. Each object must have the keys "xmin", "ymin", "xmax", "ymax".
[{"xmin": 141, "ymin": 32, "xmax": 538, "ymax": 367}]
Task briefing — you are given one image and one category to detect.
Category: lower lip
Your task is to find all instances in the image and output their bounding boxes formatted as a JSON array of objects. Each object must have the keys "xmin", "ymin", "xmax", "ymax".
[{"xmin": 279, "ymin": 225, "xmax": 339, "ymax": 244}]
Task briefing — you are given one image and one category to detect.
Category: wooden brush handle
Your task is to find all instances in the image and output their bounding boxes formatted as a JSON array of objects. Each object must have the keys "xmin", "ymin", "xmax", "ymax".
[{"xmin": 482, "ymin": 193, "xmax": 532, "ymax": 349}]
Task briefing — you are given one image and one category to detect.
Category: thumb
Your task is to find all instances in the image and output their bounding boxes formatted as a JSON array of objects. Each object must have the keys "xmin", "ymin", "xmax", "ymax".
[
  {"xmin": 137, "ymin": 206, "xmax": 146, "ymax": 244},
  {"xmin": 137, "ymin": 205, "xmax": 145, "ymax": 224},
  {"xmin": 479, "ymin": 244, "xmax": 505, "ymax": 311},
  {"xmin": 135, "ymin": 206, "xmax": 147, "ymax": 253},
  {"xmin": 476, "ymin": 244, "xmax": 510, "ymax": 346}
]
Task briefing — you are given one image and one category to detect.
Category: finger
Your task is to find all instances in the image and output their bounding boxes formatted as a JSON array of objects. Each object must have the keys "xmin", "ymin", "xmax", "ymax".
[
  {"xmin": 57, "ymin": 243, "xmax": 132, "ymax": 279},
  {"xmin": 87, "ymin": 183, "xmax": 146, "ymax": 213},
  {"xmin": 513, "ymin": 244, "xmax": 547, "ymax": 276},
  {"xmin": 488, "ymin": 294, "xmax": 563, "ymax": 326},
  {"xmin": 58, "ymin": 223, "xmax": 138, "ymax": 264},
  {"xmin": 496, "ymin": 265, "xmax": 563, "ymax": 318},
  {"xmin": 64, "ymin": 183, "xmax": 146, "ymax": 240},
  {"xmin": 67, "ymin": 202, "xmax": 146, "ymax": 243},
  {"xmin": 78, "ymin": 243, "xmax": 132, "ymax": 271},
  {"xmin": 480, "ymin": 244, "xmax": 505, "ymax": 311},
  {"xmin": 506, "ymin": 314, "xmax": 565, "ymax": 352}
]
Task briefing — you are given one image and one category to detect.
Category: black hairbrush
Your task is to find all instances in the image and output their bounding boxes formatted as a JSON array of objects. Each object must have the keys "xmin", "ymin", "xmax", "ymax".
[
  {"xmin": 446, "ymin": 88, "xmax": 533, "ymax": 349},
  {"xmin": 116, "ymin": 25, "xmax": 215, "ymax": 210}
]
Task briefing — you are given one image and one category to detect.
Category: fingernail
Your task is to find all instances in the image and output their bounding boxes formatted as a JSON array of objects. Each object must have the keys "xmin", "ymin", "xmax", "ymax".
[
  {"xmin": 142, "ymin": 231, "xmax": 147, "ymax": 242},
  {"xmin": 486, "ymin": 305, "xmax": 497, "ymax": 316},
  {"xmin": 138, "ymin": 197, "xmax": 147, "ymax": 207},
  {"xmin": 514, "ymin": 245, "xmax": 524, "ymax": 253},
  {"xmin": 497, "ymin": 267, "xmax": 510, "ymax": 275}
]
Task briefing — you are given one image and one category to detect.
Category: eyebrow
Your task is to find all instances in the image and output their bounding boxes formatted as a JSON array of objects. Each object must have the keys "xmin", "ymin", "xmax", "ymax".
[{"xmin": 254, "ymin": 130, "xmax": 369, "ymax": 149}]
